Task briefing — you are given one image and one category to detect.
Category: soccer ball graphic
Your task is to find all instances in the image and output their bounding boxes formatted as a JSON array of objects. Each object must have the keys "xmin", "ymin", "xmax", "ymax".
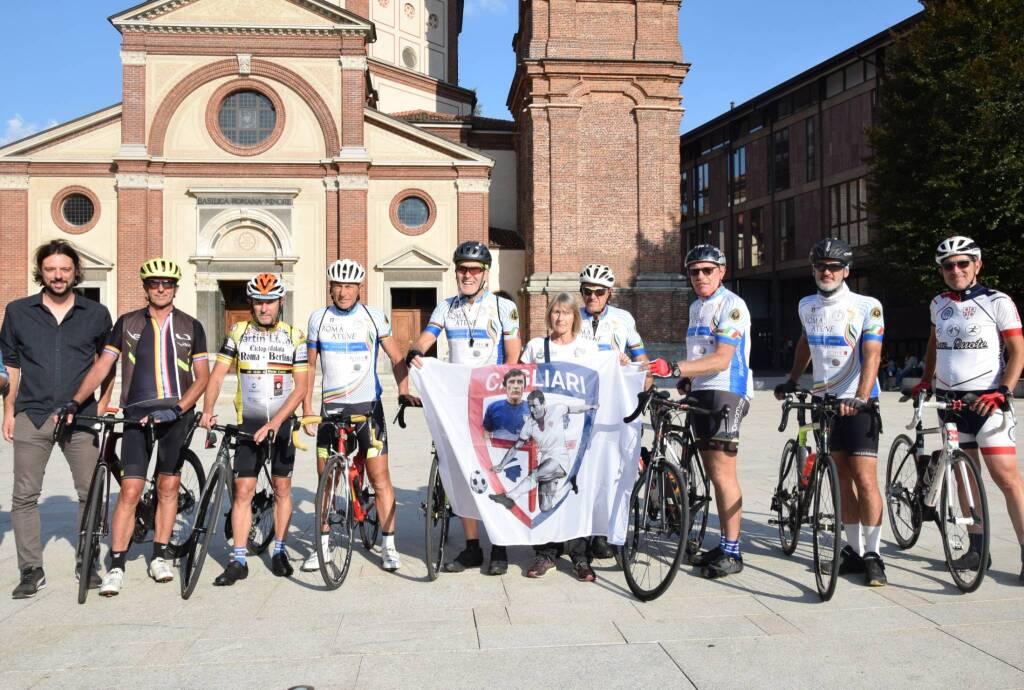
[{"xmin": 470, "ymin": 470, "xmax": 489, "ymax": 494}]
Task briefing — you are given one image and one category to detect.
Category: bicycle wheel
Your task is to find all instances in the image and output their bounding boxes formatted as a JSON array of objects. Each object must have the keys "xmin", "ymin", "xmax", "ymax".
[
  {"xmin": 359, "ymin": 484, "xmax": 380, "ymax": 551},
  {"xmin": 885, "ymin": 434, "xmax": 923, "ymax": 549},
  {"xmin": 811, "ymin": 454, "xmax": 841, "ymax": 601},
  {"xmin": 940, "ymin": 449, "xmax": 990, "ymax": 593},
  {"xmin": 666, "ymin": 433, "xmax": 709, "ymax": 560},
  {"xmin": 168, "ymin": 450, "xmax": 205, "ymax": 556},
  {"xmin": 620, "ymin": 456, "xmax": 688, "ymax": 601},
  {"xmin": 315, "ymin": 454, "xmax": 355, "ymax": 589},
  {"xmin": 424, "ymin": 454, "xmax": 450, "ymax": 581},
  {"xmin": 180, "ymin": 463, "xmax": 227, "ymax": 600},
  {"xmin": 773, "ymin": 439, "xmax": 801, "ymax": 555},
  {"xmin": 76, "ymin": 463, "xmax": 108, "ymax": 605},
  {"xmin": 247, "ymin": 463, "xmax": 276, "ymax": 555}
]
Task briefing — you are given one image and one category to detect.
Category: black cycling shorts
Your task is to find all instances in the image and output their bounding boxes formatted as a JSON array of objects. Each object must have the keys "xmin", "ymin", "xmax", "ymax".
[
  {"xmin": 817, "ymin": 398, "xmax": 880, "ymax": 458},
  {"xmin": 233, "ymin": 418, "xmax": 296, "ymax": 479},
  {"xmin": 120, "ymin": 408, "xmax": 196, "ymax": 479},
  {"xmin": 688, "ymin": 390, "xmax": 750, "ymax": 452},
  {"xmin": 316, "ymin": 401, "xmax": 388, "ymax": 459}
]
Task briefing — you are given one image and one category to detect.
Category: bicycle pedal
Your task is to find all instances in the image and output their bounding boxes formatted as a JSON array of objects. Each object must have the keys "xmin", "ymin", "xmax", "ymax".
[{"xmin": 767, "ymin": 518, "xmax": 780, "ymax": 526}]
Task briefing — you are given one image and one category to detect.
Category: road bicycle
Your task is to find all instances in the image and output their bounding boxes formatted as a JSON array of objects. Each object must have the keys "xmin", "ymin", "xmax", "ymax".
[
  {"xmin": 308, "ymin": 412, "xmax": 381, "ymax": 589},
  {"xmin": 885, "ymin": 391, "xmax": 997, "ymax": 593},
  {"xmin": 55, "ymin": 412, "xmax": 204, "ymax": 605},
  {"xmin": 769, "ymin": 391, "xmax": 862, "ymax": 601},
  {"xmin": 179, "ymin": 424, "xmax": 273, "ymax": 599},
  {"xmin": 221, "ymin": 444, "xmax": 277, "ymax": 556}
]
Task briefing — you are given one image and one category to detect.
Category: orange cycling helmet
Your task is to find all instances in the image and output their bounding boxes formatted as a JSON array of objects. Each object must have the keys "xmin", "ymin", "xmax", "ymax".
[{"xmin": 246, "ymin": 273, "xmax": 285, "ymax": 300}]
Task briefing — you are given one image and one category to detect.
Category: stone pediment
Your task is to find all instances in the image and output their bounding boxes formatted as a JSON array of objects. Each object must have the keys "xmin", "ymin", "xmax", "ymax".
[
  {"xmin": 110, "ymin": 0, "xmax": 372, "ymax": 35},
  {"xmin": 376, "ymin": 246, "xmax": 449, "ymax": 272}
]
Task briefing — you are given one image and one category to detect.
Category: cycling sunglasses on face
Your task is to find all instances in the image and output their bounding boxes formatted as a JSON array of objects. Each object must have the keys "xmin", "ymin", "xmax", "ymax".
[
  {"xmin": 144, "ymin": 279, "xmax": 178, "ymax": 289},
  {"xmin": 581, "ymin": 287, "xmax": 608, "ymax": 297},
  {"xmin": 812, "ymin": 262, "xmax": 847, "ymax": 274},
  {"xmin": 455, "ymin": 266, "xmax": 484, "ymax": 276},
  {"xmin": 687, "ymin": 267, "xmax": 718, "ymax": 277},
  {"xmin": 941, "ymin": 260, "xmax": 973, "ymax": 271}
]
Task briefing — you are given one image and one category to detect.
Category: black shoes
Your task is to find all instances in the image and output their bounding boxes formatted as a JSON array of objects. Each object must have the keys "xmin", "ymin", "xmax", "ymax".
[
  {"xmin": 589, "ymin": 536, "xmax": 616, "ymax": 560},
  {"xmin": 572, "ymin": 559, "xmax": 596, "ymax": 582},
  {"xmin": 863, "ymin": 552, "xmax": 887, "ymax": 587},
  {"xmin": 12, "ymin": 567, "xmax": 46, "ymax": 599},
  {"xmin": 949, "ymin": 550, "xmax": 991, "ymax": 571},
  {"xmin": 271, "ymin": 552, "xmax": 294, "ymax": 577},
  {"xmin": 526, "ymin": 556, "xmax": 556, "ymax": 578},
  {"xmin": 701, "ymin": 552, "xmax": 743, "ymax": 579},
  {"xmin": 838, "ymin": 545, "xmax": 866, "ymax": 575},
  {"xmin": 487, "ymin": 546, "xmax": 508, "ymax": 576},
  {"xmin": 443, "ymin": 545, "xmax": 484, "ymax": 573},
  {"xmin": 213, "ymin": 560, "xmax": 249, "ymax": 586},
  {"xmin": 691, "ymin": 546, "xmax": 724, "ymax": 568}
]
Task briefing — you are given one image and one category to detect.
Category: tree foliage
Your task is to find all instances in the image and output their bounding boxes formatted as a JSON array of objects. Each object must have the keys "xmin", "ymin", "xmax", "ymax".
[{"xmin": 869, "ymin": 0, "xmax": 1024, "ymax": 302}]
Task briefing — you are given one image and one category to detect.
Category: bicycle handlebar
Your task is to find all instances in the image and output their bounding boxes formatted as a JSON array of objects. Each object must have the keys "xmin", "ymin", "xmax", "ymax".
[
  {"xmin": 622, "ymin": 388, "xmax": 722, "ymax": 423},
  {"xmin": 52, "ymin": 413, "xmax": 152, "ymax": 445},
  {"xmin": 900, "ymin": 391, "xmax": 1011, "ymax": 432},
  {"xmin": 776, "ymin": 391, "xmax": 873, "ymax": 433},
  {"xmin": 393, "ymin": 395, "xmax": 423, "ymax": 429}
]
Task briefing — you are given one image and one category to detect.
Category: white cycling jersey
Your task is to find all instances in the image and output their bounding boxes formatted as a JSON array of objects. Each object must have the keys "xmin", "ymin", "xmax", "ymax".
[
  {"xmin": 425, "ymin": 291, "xmax": 519, "ymax": 365},
  {"xmin": 521, "ymin": 336, "xmax": 599, "ymax": 364},
  {"xmin": 578, "ymin": 304, "xmax": 646, "ymax": 360},
  {"xmin": 307, "ymin": 303, "xmax": 391, "ymax": 405},
  {"xmin": 798, "ymin": 283, "xmax": 884, "ymax": 398},
  {"xmin": 930, "ymin": 284, "xmax": 1022, "ymax": 391},
  {"xmin": 686, "ymin": 286, "xmax": 753, "ymax": 399}
]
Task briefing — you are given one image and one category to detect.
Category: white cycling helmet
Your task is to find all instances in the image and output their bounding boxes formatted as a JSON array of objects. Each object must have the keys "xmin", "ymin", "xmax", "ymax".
[
  {"xmin": 327, "ymin": 258, "xmax": 365, "ymax": 284},
  {"xmin": 579, "ymin": 263, "xmax": 615, "ymax": 288},
  {"xmin": 935, "ymin": 236, "xmax": 982, "ymax": 265}
]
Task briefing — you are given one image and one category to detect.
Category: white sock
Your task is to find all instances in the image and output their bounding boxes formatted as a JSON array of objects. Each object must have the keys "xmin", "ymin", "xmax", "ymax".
[
  {"xmin": 845, "ymin": 522, "xmax": 864, "ymax": 555},
  {"xmin": 864, "ymin": 524, "xmax": 882, "ymax": 555},
  {"xmin": 383, "ymin": 534, "xmax": 396, "ymax": 549}
]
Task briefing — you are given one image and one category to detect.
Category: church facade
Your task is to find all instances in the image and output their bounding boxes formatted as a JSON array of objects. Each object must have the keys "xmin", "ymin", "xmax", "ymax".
[{"xmin": 0, "ymin": 0, "xmax": 687, "ymax": 352}]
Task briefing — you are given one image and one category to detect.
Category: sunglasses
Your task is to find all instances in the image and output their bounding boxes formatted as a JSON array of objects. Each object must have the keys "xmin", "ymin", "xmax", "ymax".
[
  {"xmin": 581, "ymin": 287, "xmax": 608, "ymax": 297},
  {"xmin": 455, "ymin": 265, "xmax": 484, "ymax": 276},
  {"xmin": 941, "ymin": 259, "xmax": 973, "ymax": 271},
  {"xmin": 812, "ymin": 262, "xmax": 847, "ymax": 274},
  {"xmin": 687, "ymin": 267, "xmax": 718, "ymax": 277},
  {"xmin": 144, "ymin": 279, "xmax": 178, "ymax": 289}
]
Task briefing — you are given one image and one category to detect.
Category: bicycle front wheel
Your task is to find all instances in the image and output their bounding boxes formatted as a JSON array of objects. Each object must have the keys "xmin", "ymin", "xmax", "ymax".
[
  {"xmin": 774, "ymin": 439, "xmax": 801, "ymax": 555},
  {"xmin": 940, "ymin": 449, "xmax": 989, "ymax": 593},
  {"xmin": 424, "ymin": 454, "xmax": 450, "ymax": 581},
  {"xmin": 76, "ymin": 462, "xmax": 108, "ymax": 605},
  {"xmin": 168, "ymin": 449, "xmax": 205, "ymax": 557},
  {"xmin": 620, "ymin": 456, "xmax": 688, "ymax": 601},
  {"xmin": 885, "ymin": 434, "xmax": 922, "ymax": 549},
  {"xmin": 811, "ymin": 454, "xmax": 841, "ymax": 601},
  {"xmin": 666, "ymin": 433, "xmax": 709, "ymax": 561},
  {"xmin": 247, "ymin": 463, "xmax": 276, "ymax": 555},
  {"xmin": 180, "ymin": 463, "xmax": 227, "ymax": 600},
  {"xmin": 315, "ymin": 454, "xmax": 355, "ymax": 589}
]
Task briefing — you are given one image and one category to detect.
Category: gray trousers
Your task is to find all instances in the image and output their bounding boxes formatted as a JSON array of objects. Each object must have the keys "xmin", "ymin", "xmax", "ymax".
[{"xmin": 12, "ymin": 413, "xmax": 99, "ymax": 570}]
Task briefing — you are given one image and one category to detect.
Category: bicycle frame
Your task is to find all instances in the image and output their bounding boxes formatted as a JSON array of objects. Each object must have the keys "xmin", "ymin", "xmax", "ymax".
[{"xmin": 310, "ymin": 413, "xmax": 374, "ymax": 525}]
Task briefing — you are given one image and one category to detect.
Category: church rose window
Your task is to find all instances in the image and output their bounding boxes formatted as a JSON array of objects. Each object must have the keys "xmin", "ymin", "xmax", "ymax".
[
  {"xmin": 398, "ymin": 196, "xmax": 429, "ymax": 227},
  {"xmin": 63, "ymin": 194, "xmax": 95, "ymax": 227},
  {"xmin": 390, "ymin": 190, "xmax": 436, "ymax": 236},
  {"xmin": 52, "ymin": 186, "xmax": 101, "ymax": 234},
  {"xmin": 218, "ymin": 90, "xmax": 277, "ymax": 147}
]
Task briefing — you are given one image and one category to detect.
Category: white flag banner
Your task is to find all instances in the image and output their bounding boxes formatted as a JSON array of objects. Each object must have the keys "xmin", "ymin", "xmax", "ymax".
[{"xmin": 411, "ymin": 353, "xmax": 645, "ymax": 546}]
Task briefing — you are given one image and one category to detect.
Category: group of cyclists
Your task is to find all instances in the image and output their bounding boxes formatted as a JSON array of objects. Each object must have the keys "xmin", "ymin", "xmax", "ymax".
[{"xmin": 1, "ymin": 230, "xmax": 1020, "ymax": 600}]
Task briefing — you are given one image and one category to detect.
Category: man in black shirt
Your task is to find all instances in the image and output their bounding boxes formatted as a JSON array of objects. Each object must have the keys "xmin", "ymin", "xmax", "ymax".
[{"xmin": 0, "ymin": 240, "xmax": 113, "ymax": 599}]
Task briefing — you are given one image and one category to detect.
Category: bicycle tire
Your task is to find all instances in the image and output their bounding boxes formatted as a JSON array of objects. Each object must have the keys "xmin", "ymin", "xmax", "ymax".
[
  {"xmin": 76, "ymin": 462, "xmax": 108, "ymax": 605},
  {"xmin": 774, "ymin": 439, "xmax": 801, "ymax": 556},
  {"xmin": 940, "ymin": 449, "xmax": 989, "ymax": 593},
  {"xmin": 359, "ymin": 491, "xmax": 380, "ymax": 551},
  {"xmin": 168, "ymin": 449, "xmax": 205, "ymax": 557},
  {"xmin": 247, "ymin": 463, "xmax": 277, "ymax": 555},
  {"xmin": 885, "ymin": 434, "xmax": 923, "ymax": 550},
  {"xmin": 620, "ymin": 456, "xmax": 688, "ymax": 601},
  {"xmin": 180, "ymin": 463, "xmax": 226, "ymax": 600},
  {"xmin": 666, "ymin": 433, "xmax": 710, "ymax": 560},
  {"xmin": 812, "ymin": 453, "xmax": 841, "ymax": 601},
  {"xmin": 424, "ymin": 454, "xmax": 450, "ymax": 581},
  {"xmin": 315, "ymin": 454, "xmax": 355, "ymax": 589}
]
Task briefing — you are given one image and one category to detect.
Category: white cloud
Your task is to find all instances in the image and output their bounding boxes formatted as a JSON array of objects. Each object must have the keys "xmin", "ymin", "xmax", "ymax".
[
  {"xmin": 0, "ymin": 114, "xmax": 58, "ymax": 146},
  {"xmin": 464, "ymin": 0, "xmax": 508, "ymax": 17}
]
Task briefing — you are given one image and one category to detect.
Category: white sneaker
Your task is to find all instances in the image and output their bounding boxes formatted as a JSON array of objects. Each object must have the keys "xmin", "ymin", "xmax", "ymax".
[
  {"xmin": 381, "ymin": 544, "xmax": 401, "ymax": 572},
  {"xmin": 99, "ymin": 568, "xmax": 124, "ymax": 597},
  {"xmin": 148, "ymin": 557, "xmax": 174, "ymax": 583},
  {"xmin": 301, "ymin": 536, "xmax": 330, "ymax": 572}
]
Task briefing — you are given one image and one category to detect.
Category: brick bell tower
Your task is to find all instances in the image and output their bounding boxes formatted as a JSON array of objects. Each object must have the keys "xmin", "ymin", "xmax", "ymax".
[{"xmin": 509, "ymin": 0, "xmax": 690, "ymax": 351}]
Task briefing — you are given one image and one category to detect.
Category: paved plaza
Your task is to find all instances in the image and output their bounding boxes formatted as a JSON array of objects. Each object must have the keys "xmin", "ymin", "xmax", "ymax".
[{"xmin": 1, "ymin": 387, "xmax": 1023, "ymax": 689}]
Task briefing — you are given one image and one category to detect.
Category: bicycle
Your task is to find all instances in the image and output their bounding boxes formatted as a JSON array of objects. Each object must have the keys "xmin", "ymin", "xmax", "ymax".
[
  {"xmin": 769, "ymin": 391, "xmax": 859, "ymax": 601},
  {"xmin": 620, "ymin": 387, "xmax": 722, "ymax": 601},
  {"xmin": 179, "ymin": 424, "xmax": 273, "ymax": 599},
  {"xmin": 306, "ymin": 412, "xmax": 381, "ymax": 589},
  {"xmin": 221, "ymin": 444, "xmax": 277, "ymax": 556},
  {"xmin": 885, "ymin": 391, "xmax": 997, "ymax": 593},
  {"xmin": 55, "ymin": 412, "xmax": 205, "ymax": 605}
]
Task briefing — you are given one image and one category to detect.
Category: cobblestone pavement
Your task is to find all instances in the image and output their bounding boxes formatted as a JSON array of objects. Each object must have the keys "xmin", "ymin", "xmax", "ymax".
[{"xmin": 1, "ymin": 388, "xmax": 1022, "ymax": 689}]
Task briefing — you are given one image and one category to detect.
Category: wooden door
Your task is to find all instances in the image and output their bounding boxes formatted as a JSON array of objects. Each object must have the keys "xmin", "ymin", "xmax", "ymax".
[
  {"xmin": 224, "ymin": 308, "xmax": 250, "ymax": 333},
  {"xmin": 391, "ymin": 308, "xmax": 423, "ymax": 358}
]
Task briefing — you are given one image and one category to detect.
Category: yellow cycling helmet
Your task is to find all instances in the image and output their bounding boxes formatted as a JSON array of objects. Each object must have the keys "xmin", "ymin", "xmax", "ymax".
[{"xmin": 139, "ymin": 258, "xmax": 182, "ymax": 281}]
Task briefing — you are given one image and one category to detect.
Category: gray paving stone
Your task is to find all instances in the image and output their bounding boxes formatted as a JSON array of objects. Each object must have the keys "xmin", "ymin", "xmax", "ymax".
[
  {"xmin": 616, "ymin": 614, "xmax": 766, "ymax": 643},
  {"xmin": 909, "ymin": 597, "xmax": 1024, "ymax": 626},
  {"xmin": 477, "ymin": 620, "xmax": 626, "ymax": 649},
  {"xmin": 941, "ymin": 620, "xmax": 1024, "ymax": 670}
]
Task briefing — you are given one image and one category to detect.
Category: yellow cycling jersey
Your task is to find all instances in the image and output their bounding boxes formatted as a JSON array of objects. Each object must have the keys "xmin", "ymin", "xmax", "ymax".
[{"xmin": 216, "ymin": 320, "xmax": 308, "ymax": 424}]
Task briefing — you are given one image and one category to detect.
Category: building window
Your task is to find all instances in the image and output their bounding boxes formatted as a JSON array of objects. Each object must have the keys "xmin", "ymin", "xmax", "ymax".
[
  {"xmin": 825, "ymin": 70, "xmax": 844, "ymax": 98},
  {"xmin": 829, "ymin": 177, "xmax": 869, "ymax": 246},
  {"xmin": 750, "ymin": 207, "xmax": 764, "ymax": 267},
  {"xmin": 731, "ymin": 146, "xmax": 747, "ymax": 205},
  {"xmin": 390, "ymin": 189, "xmax": 437, "ymax": 236},
  {"xmin": 218, "ymin": 91, "xmax": 276, "ymax": 147},
  {"xmin": 805, "ymin": 116, "xmax": 817, "ymax": 182},
  {"xmin": 63, "ymin": 194, "xmax": 94, "ymax": 227},
  {"xmin": 51, "ymin": 186, "xmax": 101, "ymax": 235},
  {"xmin": 680, "ymin": 169, "xmax": 690, "ymax": 220},
  {"xmin": 735, "ymin": 212, "xmax": 746, "ymax": 270},
  {"xmin": 772, "ymin": 128, "xmax": 790, "ymax": 192},
  {"xmin": 398, "ymin": 196, "xmax": 429, "ymax": 227},
  {"xmin": 695, "ymin": 162, "xmax": 710, "ymax": 217},
  {"xmin": 777, "ymin": 198, "xmax": 795, "ymax": 262},
  {"xmin": 717, "ymin": 219, "xmax": 726, "ymax": 255}
]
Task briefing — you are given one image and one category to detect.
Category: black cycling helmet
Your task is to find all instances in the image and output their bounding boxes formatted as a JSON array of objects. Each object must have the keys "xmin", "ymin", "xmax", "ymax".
[
  {"xmin": 453, "ymin": 241, "xmax": 491, "ymax": 267},
  {"xmin": 684, "ymin": 244, "xmax": 726, "ymax": 267},
  {"xmin": 809, "ymin": 237, "xmax": 853, "ymax": 265}
]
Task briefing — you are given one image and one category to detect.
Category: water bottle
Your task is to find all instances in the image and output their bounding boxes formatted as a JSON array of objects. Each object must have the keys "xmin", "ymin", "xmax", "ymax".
[{"xmin": 798, "ymin": 447, "xmax": 816, "ymax": 487}]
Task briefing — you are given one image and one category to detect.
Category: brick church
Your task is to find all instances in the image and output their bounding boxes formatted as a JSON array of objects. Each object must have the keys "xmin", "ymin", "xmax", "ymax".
[{"xmin": 0, "ymin": 0, "xmax": 687, "ymax": 352}]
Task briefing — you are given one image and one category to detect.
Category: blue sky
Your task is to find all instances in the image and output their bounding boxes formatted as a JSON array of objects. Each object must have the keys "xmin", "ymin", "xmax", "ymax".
[{"xmin": 0, "ymin": 0, "xmax": 922, "ymax": 145}]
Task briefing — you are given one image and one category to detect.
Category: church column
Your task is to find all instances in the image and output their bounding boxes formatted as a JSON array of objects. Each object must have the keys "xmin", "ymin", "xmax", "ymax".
[
  {"xmin": 338, "ymin": 170, "xmax": 369, "ymax": 292},
  {"xmin": 119, "ymin": 50, "xmax": 147, "ymax": 158},
  {"xmin": 0, "ymin": 169, "xmax": 29, "ymax": 327},
  {"xmin": 115, "ymin": 169, "xmax": 150, "ymax": 313}
]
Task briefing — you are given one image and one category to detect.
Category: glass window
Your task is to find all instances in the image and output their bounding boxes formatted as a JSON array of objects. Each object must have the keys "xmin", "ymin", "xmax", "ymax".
[
  {"xmin": 865, "ymin": 57, "xmax": 877, "ymax": 81},
  {"xmin": 828, "ymin": 176, "xmax": 869, "ymax": 246},
  {"xmin": 735, "ymin": 212, "xmax": 746, "ymax": 270},
  {"xmin": 680, "ymin": 169, "xmax": 690, "ymax": 220},
  {"xmin": 695, "ymin": 162, "xmax": 710, "ymax": 217},
  {"xmin": 825, "ymin": 70, "xmax": 844, "ymax": 98},
  {"xmin": 845, "ymin": 61, "xmax": 864, "ymax": 88},
  {"xmin": 772, "ymin": 128, "xmax": 790, "ymax": 191},
  {"xmin": 62, "ymin": 193, "xmax": 94, "ymax": 226},
  {"xmin": 397, "ymin": 196, "xmax": 430, "ymax": 228},
  {"xmin": 717, "ymin": 219, "xmax": 727, "ymax": 257},
  {"xmin": 731, "ymin": 146, "xmax": 747, "ymax": 205},
  {"xmin": 750, "ymin": 207, "xmax": 764, "ymax": 267},
  {"xmin": 777, "ymin": 198, "xmax": 795, "ymax": 261},
  {"xmin": 805, "ymin": 116, "xmax": 816, "ymax": 182},
  {"xmin": 218, "ymin": 90, "xmax": 276, "ymax": 147}
]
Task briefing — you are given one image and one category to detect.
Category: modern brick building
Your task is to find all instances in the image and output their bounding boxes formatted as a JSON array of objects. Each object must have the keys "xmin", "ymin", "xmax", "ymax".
[
  {"xmin": 0, "ymin": 0, "xmax": 688, "ymax": 355},
  {"xmin": 679, "ymin": 12, "xmax": 926, "ymax": 370}
]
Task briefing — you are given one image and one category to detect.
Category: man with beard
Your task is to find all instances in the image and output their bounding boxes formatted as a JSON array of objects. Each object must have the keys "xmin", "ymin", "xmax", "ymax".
[{"xmin": 1, "ymin": 240, "xmax": 113, "ymax": 598}]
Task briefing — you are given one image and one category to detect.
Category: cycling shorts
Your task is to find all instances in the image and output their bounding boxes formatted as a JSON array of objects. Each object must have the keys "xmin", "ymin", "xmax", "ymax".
[
  {"xmin": 233, "ymin": 418, "xmax": 296, "ymax": 479},
  {"xmin": 688, "ymin": 390, "xmax": 749, "ymax": 452},
  {"xmin": 316, "ymin": 401, "xmax": 388, "ymax": 459},
  {"xmin": 120, "ymin": 407, "xmax": 196, "ymax": 479},
  {"xmin": 815, "ymin": 398, "xmax": 880, "ymax": 458},
  {"xmin": 936, "ymin": 389, "xmax": 1018, "ymax": 456}
]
